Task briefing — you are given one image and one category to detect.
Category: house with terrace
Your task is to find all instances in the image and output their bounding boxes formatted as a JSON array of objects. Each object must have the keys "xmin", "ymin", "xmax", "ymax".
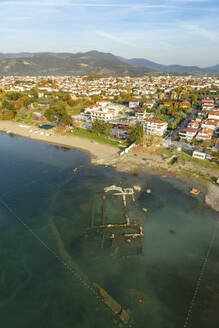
[
  {"xmin": 179, "ymin": 127, "xmax": 198, "ymax": 141},
  {"xmin": 144, "ymin": 119, "xmax": 168, "ymax": 136}
]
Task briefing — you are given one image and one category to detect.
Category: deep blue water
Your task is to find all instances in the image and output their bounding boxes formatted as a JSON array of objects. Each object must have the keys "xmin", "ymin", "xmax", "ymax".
[{"xmin": 0, "ymin": 132, "xmax": 218, "ymax": 328}]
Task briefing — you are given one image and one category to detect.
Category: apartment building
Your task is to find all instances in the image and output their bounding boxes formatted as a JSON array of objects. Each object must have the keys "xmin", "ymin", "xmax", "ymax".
[
  {"xmin": 144, "ymin": 119, "xmax": 168, "ymax": 136},
  {"xmin": 179, "ymin": 127, "xmax": 198, "ymax": 140},
  {"xmin": 135, "ymin": 108, "xmax": 147, "ymax": 120},
  {"xmin": 129, "ymin": 99, "xmax": 140, "ymax": 108},
  {"xmin": 196, "ymin": 128, "xmax": 214, "ymax": 140},
  {"xmin": 201, "ymin": 119, "xmax": 219, "ymax": 131},
  {"xmin": 208, "ymin": 111, "xmax": 219, "ymax": 120}
]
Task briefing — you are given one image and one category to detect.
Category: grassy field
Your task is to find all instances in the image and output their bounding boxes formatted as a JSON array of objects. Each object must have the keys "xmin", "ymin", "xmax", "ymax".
[
  {"xmin": 158, "ymin": 148, "xmax": 174, "ymax": 158},
  {"xmin": 69, "ymin": 106, "xmax": 84, "ymax": 116},
  {"xmin": 158, "ymin": 148, "xmax": 219, "ymax": 170},
  {"xmin": 178, "ymin": 152, "xmax": 219, "ymax": 170},
  {"xmin": 180, "ymin": 169, "xmax": 212, "ymax": 182},
  {"xmin": 14, "ymin": 115, "xmax": 39, "ymax": 126},
  {"xmin": 157, "ymin": 147, "xmax": 218, "ymax": 183},
  {"xmin": 68, "ymin": 128, "xmax": 127, "ymax": 148}
]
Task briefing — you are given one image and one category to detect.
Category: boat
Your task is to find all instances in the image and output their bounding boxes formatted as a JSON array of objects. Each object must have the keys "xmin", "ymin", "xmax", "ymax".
[{"xmin": 190, "ymin": 188, "xmax": 200, "ymax": 196}]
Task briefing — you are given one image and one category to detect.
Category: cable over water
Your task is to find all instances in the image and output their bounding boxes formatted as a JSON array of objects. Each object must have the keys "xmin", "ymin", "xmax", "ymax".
[
  {"xmin": 0, "ymin": 195, "xmax": 133, "ymax": 326},
  {"xmin": 0, "ymin": 196, "xmax": 97, "ymax": 296},
  {"xmin": 183, "ymin": 218, "xmax": 219, "ymax": 328}
]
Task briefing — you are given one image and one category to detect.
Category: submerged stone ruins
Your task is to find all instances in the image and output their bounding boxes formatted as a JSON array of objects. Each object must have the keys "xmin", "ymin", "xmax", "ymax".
[{"xmin": 87, "ymin": 185, "xmax": 144, "ymax": 257}]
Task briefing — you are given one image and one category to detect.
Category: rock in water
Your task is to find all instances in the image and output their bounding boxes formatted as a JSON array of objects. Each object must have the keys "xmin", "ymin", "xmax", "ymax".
[
  {"xmin": 133, "ymin": 185, "xmax": 141, "ymax": 192},
  {"xmin": 93, "ymin": 282, "xmax": 130, "ymax": 324},
  {"xmin": 120, "ymin": 309, "xmax": 130, "ymax": 324},
  {"xmin": 130, "ymin": 289, "xmax": 147, "ymax": 305},
  {"xmin": 205, "ymin": 183, "xmax": 219, "ymax": 212},
  {"xmin": 93, "ymin": 282, "xmax": 121, "ymax": 314}
]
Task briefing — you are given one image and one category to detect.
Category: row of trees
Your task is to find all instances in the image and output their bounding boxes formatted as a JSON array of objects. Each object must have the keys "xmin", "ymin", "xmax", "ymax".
[
  {"xmin": 91, "ymin": 120, "xmax": 112, "ymax": 136},
  {"xmin": 91, "ymin": 120, "xmax": 143, "ymax": 144}
]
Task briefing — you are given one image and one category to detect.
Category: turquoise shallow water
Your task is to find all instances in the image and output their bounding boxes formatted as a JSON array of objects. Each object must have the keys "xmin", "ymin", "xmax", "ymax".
[{"xmin": 0, "ymin": 132, "xmax": 218, "ymax": 328}]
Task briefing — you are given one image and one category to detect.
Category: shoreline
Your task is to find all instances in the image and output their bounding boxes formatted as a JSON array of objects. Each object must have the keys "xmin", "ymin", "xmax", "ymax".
[
  {"xmin": 0, "ymin": 120, "xmax": 218, "ymax": 212},
  {"xmin": 111, "ymin": 151, "xmax": 219, "ymax": 212},
  {"xmin": 0, "ymin": 120, "xmax": 119, "ymax": 165}
]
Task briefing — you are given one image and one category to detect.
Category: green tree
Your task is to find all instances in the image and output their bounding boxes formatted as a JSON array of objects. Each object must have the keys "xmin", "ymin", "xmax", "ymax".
[
  {"xmin": 45, "ymin": 101, "xmax": 72, "ymax": 125},
  {"xmin": 210, "ymin": 151, "xmax": 219, "ymax": 160},
  {"xmin": 129, "ymin": 123, "xmax": 143, "ymax": 144},
  {"xmin": 30, "ymin": 87, "xmax": 39, "ymax": 100},
  {"xmin": 103, "ymin": 122, "xmax": 112, "ymax": 136},
  {"xmin": 168, "ymin": 103, "xmax": 174, "ymax": 115},
  {"xmin": 92, "ymin": 119, "xmax": 103, "ymax": 135},
  {"xmin": 191, "ymin": 94, "xmax": 198, "ymax": 106},
  {"xmin": 92, "ymin": 120, "xmax": 112, "ymax": 136},
  {"xmin": 6, "ymin": 91, "xmax": 22, "ymax": 101},
  {"xmin": 177, "ymin": 86, "xmax": 182, "ymax": 98},
  {"xmin": 2, "ymin": 100, "xmax": 15, "ymax": 111}
]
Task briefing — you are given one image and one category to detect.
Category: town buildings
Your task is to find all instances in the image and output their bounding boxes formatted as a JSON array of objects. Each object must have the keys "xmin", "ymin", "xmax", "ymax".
[{"xmin": 0, "ymin": 75, "xmax": 218, "ymax": 150}]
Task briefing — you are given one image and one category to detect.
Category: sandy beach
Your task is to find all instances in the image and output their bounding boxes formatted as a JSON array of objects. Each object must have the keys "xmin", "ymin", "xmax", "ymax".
[
  {"xmin": 0, "ymin": 120, "xmax": 119, "ymax": 165},
  {"xmin": 0, "ymin": 120, "xmax": 218, "ymax": 212}
]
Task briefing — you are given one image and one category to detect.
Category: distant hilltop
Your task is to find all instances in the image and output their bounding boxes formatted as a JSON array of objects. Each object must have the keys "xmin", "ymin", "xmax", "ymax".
[{"xmin": 0, "ymin": 50, "xmax": 218, "ymax": 76}]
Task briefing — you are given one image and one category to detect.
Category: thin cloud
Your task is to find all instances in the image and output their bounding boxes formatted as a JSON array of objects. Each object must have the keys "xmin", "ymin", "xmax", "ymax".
[
  {"xmin": 174, "ymin": 0, "xmax": 211, "ymax": 2},
  {"xmin": 1, "ymin": 0, "xmax": 177, "ymax": 9},
  {"xmin": 97, "ymin": 31, "xmax": 137, "ymax": 47},
  {"xmin": 1, "ymin": 1, "xmax": 72, "ymax": 5},
  {"xmin": 185, "ymin": 23, "xmax": 218, "ymax": 41}
]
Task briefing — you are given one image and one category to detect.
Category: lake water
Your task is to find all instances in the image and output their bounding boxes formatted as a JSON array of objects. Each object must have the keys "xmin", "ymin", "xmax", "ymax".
[{"xmin": 0, "ymin": 132, "xmax": 218, "ymax": 328}]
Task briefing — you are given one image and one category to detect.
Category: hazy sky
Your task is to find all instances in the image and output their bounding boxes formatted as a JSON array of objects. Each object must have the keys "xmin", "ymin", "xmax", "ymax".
[{"xmin": 0, "ymin": 0, "xmax": 219, "ymax": 66}]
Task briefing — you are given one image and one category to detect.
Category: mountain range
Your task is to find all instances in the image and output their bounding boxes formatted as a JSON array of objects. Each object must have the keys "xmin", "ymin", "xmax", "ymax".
[
  {"xmin": 121, "ymin": 57, "xmax": 219, "ymax": 74},
  {"xmin": 0, "ymin": 51, "xmax": 218, "ymax": 76}
]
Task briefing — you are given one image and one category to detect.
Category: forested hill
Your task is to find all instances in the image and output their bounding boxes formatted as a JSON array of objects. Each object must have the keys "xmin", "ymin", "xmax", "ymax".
[
  {"xmin": 0, "ymin": 51, "xmax": 218, "ymax": 76},
  {"xmin": 0, "ymin": 51, "xmax": 152, "ymax": 76}
]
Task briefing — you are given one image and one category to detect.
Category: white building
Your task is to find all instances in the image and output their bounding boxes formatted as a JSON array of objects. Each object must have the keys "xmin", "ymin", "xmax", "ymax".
[
  {"xmin": 208, "ymin": 111, "xmax": 219, "ymax": 121},
  {"xmin": 135, "ymin": 108, "xmax": 147, "ymax": 120},
  {"xmin": 202, "ymin": 101, "xmax": 215, "ymax": 111},
  {"xmin": 129, "ymin": 99, "xmax": 140, "ymax": 108},
  {"xmin": 192, "ymin": 151, "xmax": 206, "ymax": 160},
  {"xmin": 196, "ymin": 128, "xmax": 214, "ymax": 140},
  {"xmin": 96, "ymin": 101, "xmax": 110, "ymax": 108},
  {"xmin": 143, "ymin": 100, "xmax": 154, "ymax": 109},
  {"xmin": 144, "ymin": 119, "xmax": 168, "ymax": 136},
  {"xmin": 179, "ymin": 127, "xmax": 198, "ymax": 140},
  {"xmin": 84, "ymin": 103, "xmax": 113, "ymax": 122},
  {"xmin": 90, "ymin": 110, "xmax": 113, "ymax": 122},
  {"xmin": 201, "ymin": 119, "xmax": 219, "ymax": 131}
]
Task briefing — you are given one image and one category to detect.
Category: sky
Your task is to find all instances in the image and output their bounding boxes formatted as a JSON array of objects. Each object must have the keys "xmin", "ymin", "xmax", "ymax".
[{"xmin": 0, "ymin": 0, "xmax": 219, "ymax": 67}]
